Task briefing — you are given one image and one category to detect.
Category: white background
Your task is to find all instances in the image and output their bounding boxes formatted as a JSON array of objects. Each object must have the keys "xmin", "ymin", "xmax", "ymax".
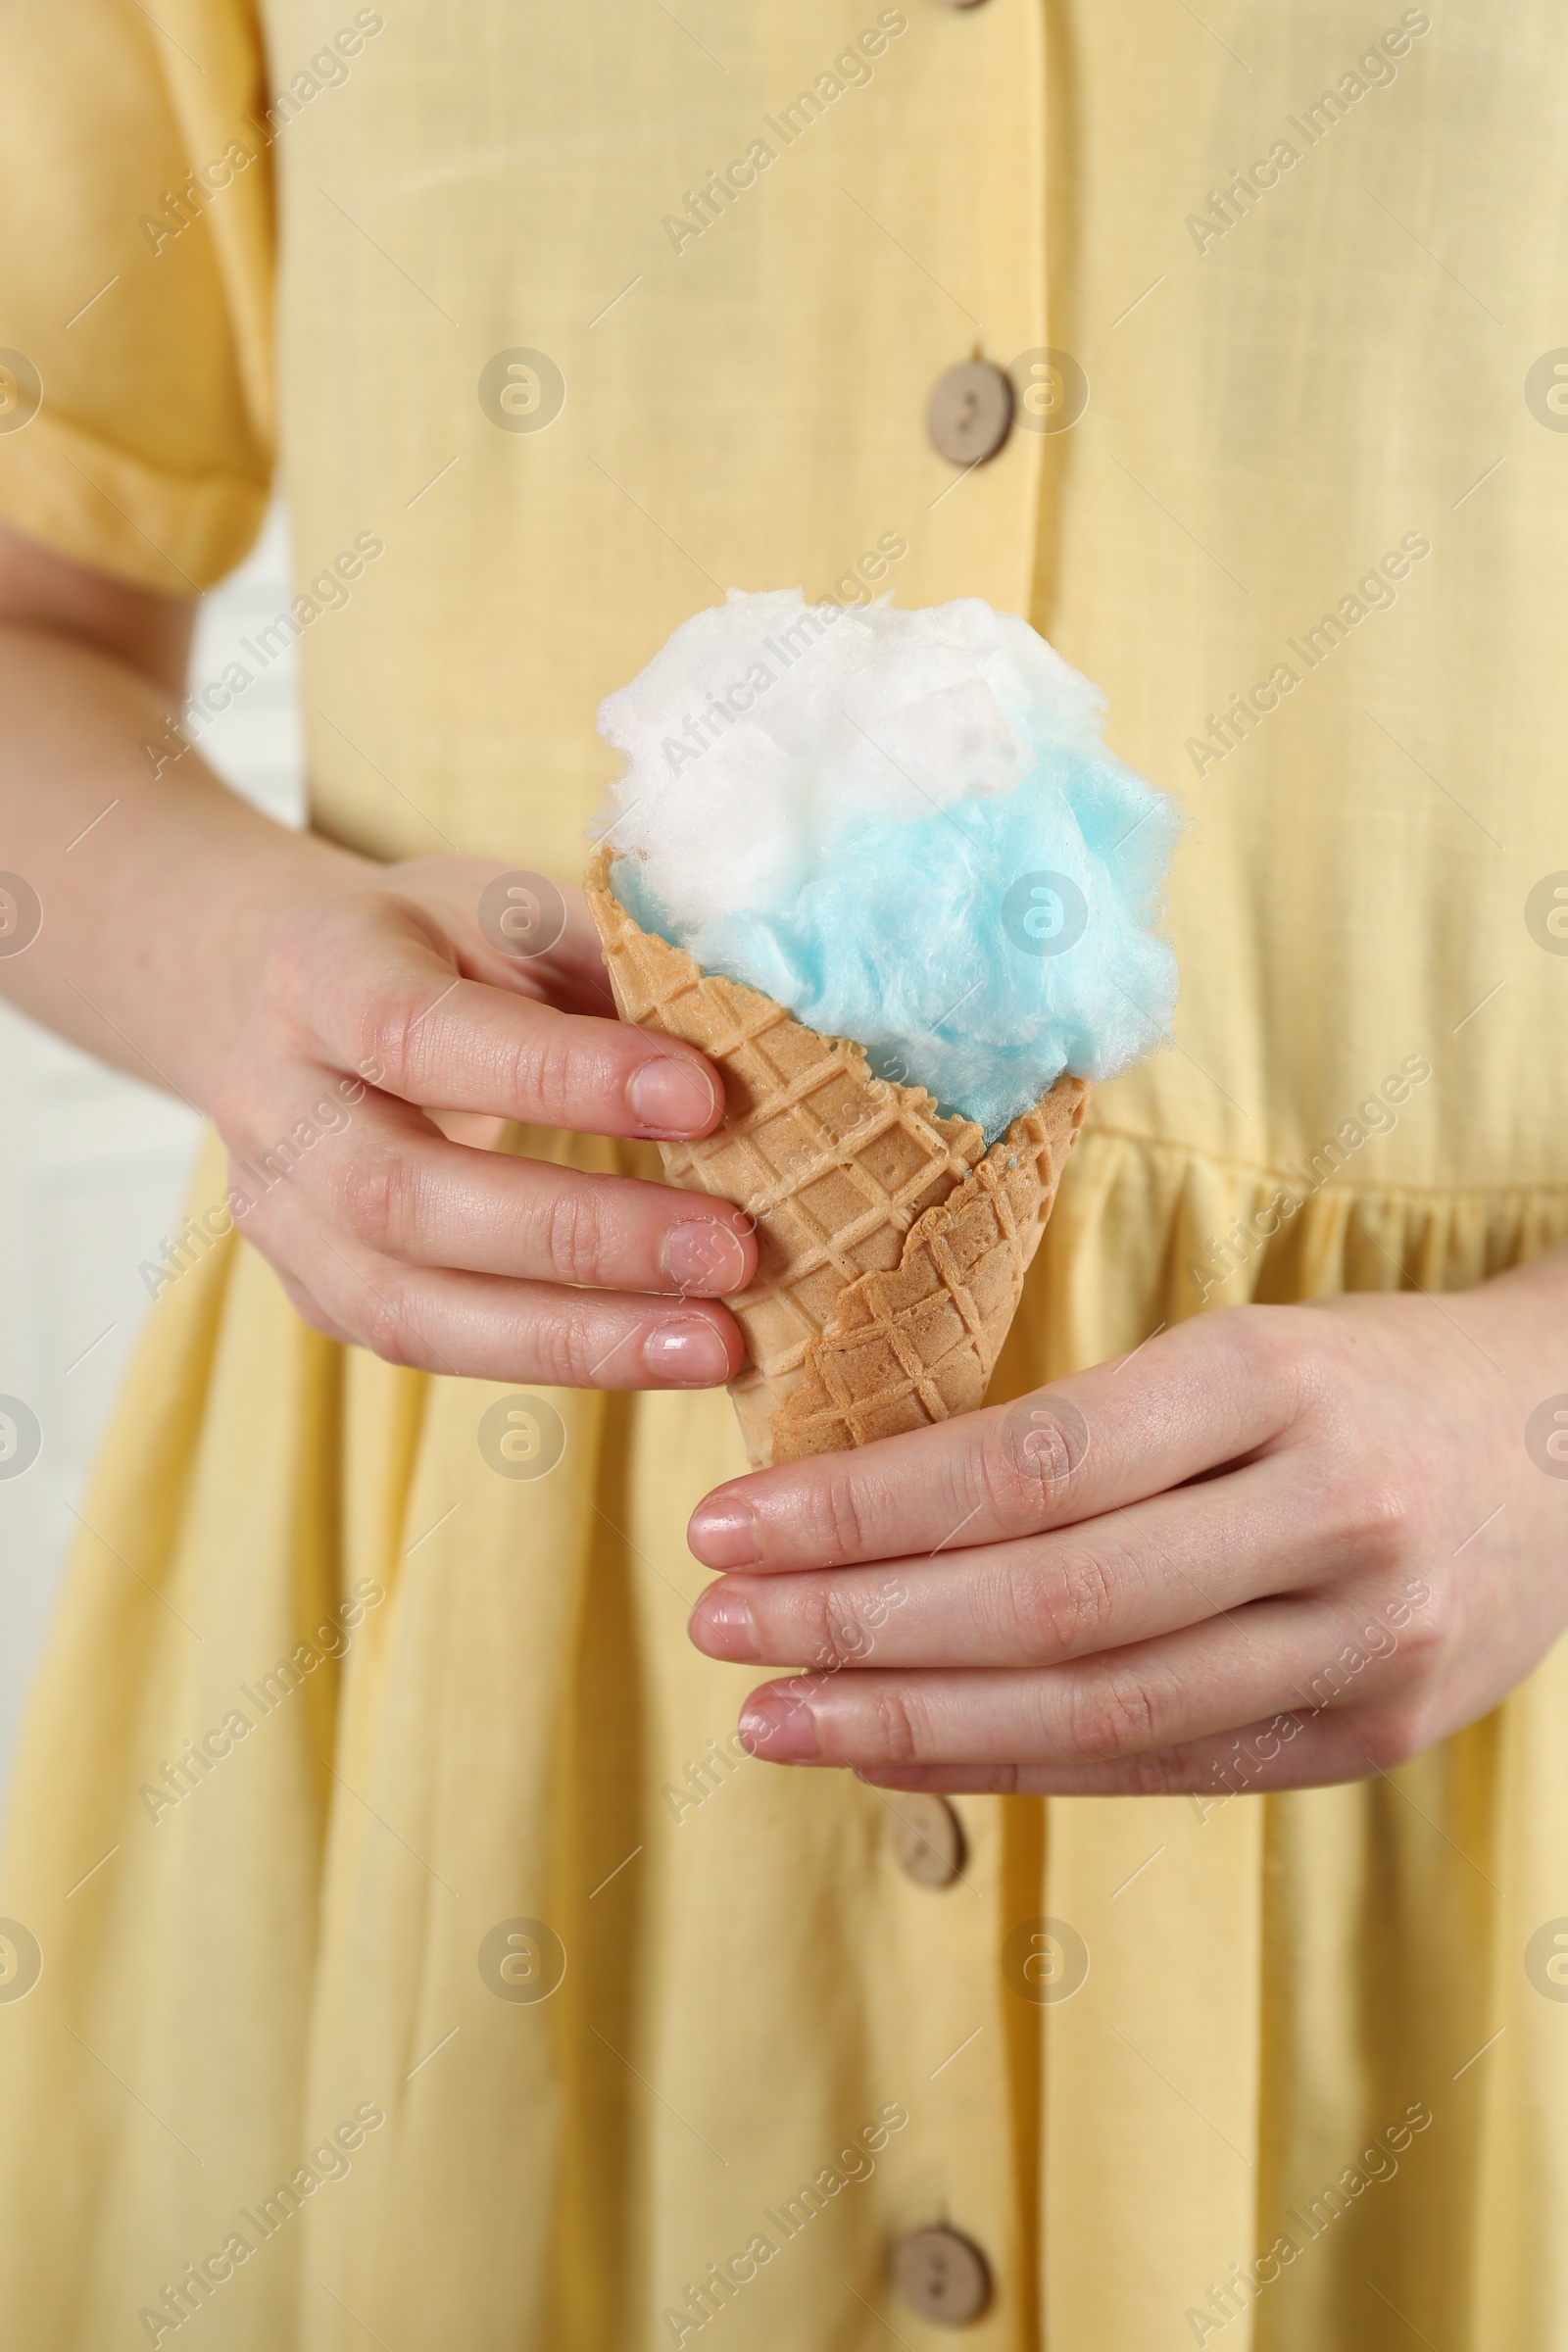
[{"xmin": 0, "ymin": 505, "xmax": 304, "ymax": 1798}]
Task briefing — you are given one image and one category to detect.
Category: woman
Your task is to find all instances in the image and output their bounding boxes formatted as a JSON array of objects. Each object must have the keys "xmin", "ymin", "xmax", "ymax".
[{"xmin": 1, "ymin": 1, "xmax": 1565, "ymax": 2345}]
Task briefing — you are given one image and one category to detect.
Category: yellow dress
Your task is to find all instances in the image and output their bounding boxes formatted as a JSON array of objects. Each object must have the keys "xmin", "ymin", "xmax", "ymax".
[{"xmin": 4, "ymin": 3, "xmax": 1568, "ymax": 2345}]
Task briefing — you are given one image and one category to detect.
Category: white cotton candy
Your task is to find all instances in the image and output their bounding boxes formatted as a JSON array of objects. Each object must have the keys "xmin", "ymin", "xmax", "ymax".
[{"xmin": 595, "ymin": 591, "xmax": 1181, "ymax": 1139}]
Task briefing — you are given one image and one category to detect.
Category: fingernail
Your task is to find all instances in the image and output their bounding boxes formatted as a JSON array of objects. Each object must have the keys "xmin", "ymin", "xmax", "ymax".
[
  {"xmin": 687, "ymin": 1496, "xmax": 760, "ymax": 1568},
  {"xmin": 627, "ymin": 1056, "xmax": 717, "ymax": 1135},
  {"xmin": 738, "ymin": 1690, "xmax": 819, "ymax": 1761},
  {"xmin": 662, "ymin": 1219, "xmax": 747, "ymax": 1295},
  {"xmin": 688, "ymin": 1590, "xmax": 759, "ymax": 1662},
  {"xmin": 643, "ymin": 1317, "xmax": 731, "ymax": 1387}
]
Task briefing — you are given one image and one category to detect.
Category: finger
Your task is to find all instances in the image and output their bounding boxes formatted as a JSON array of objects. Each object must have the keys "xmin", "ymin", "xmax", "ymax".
[
  {"xmin": 854, "ymin": 1704, "xmax": 1406, "ymax": 1797},
  {"xmin": 731, "ymin": 1591, "xmax": 1390, "ymax": 1769},
  {"xmin": 245, "ymin": 1197, "xmax": 747, "ymax": 1388},
  {"xmin": 272, "ymin": 895, "xmax": 729, "ymax": 1140},
  {"xmin": 377, "ymin": 865, "xmax": 615, "ymax": 1017},
  {"xmin": 272, "ymin": 1080, "xmax": 757, "ymax": 1294},
  {"xmin": 687, "ymin": 1309, "xmax": 1304, "ymax": 1574},
  {"xmin": 689, "ymin": 1456, "xmax": 1332, "ymax": 1671}
]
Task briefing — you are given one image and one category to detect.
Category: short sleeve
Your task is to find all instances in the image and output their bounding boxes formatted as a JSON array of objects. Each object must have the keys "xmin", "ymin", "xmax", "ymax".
[{"xmin": 0, "ymin": 0, "xmax": 274, "ymax": 593}]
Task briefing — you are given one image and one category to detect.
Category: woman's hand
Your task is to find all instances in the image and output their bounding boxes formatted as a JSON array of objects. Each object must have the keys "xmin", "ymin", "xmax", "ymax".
[
  {"xmin": 0, "ymin": 525, "xmax": 752, "ymax": 1394},
  {"xmin": 686, "ymin": 1255, "xmax": 1568, "ymax": 1792},
  {"xmin": 212, "ymin": 856, "xmax": 756, "ymax": 1387}
]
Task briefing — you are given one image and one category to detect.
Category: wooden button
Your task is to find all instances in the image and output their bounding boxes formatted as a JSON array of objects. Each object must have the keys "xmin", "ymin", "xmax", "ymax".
[
  {"xmin": 887, "ymin": 1792, "xmax": 964, "ymax": 1887},
  {"xmin": 927, "ymin": 359, "xmax": 1013, "ymax": 466},
  {"xmin": 891, "ymin": 2228, "xmax": 993, "ymax": 2326}
]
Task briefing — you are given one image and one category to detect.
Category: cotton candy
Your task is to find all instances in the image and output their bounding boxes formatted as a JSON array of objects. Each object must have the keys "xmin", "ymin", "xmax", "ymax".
[{"xmin": 595, "ymin": 590, "xmax": 1180, "ymax": 1140}]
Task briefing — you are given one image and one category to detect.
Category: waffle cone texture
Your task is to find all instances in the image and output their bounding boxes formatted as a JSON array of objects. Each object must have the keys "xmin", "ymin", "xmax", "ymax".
[{"xmin": 585, "ymin": 848, "xmax": 1091, "ymax": 1468}]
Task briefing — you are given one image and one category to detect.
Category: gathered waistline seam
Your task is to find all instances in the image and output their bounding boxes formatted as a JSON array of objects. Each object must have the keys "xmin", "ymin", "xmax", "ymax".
[{"xmin": 1075, "ymin": 1121, "xmax": 1568, "ymax": 1200}]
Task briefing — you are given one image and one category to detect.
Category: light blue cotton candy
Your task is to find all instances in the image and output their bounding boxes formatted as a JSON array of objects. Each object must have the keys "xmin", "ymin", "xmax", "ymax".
[{"xmin": 599, "ymin": 592, "xmax": 1181, "ymax": 1141}]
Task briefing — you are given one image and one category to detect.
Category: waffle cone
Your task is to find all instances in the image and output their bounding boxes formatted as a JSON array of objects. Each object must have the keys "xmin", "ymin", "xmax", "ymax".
[{"xmin": 585, "ymin": 847, "xmax": 1091, "ymax": 1467}]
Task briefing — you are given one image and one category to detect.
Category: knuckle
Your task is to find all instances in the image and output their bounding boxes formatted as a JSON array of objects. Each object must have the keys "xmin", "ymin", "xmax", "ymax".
[
  {"xmin": 336, "ymin": 1147, "xmax": 416, "ymax": 1253},
  {"xmin": 513, "ymin": 1027, "xmax": 578, "ymax": 1129},
  {"xmin": 1009, "ymin": 1544, "xmax": 1118, "ymax": 1661},
  {"xmin": 978, "ymin": 1409, "xmax": 1060, "ymax": 1530},
  {"xmin": 867, "ymin": 1683, "xmax": 923, "ymax": 1764},
  {"xmin": 798, "ymin": 1583, "xmax": 874, "ymax": 1672},
  {"xmin": 1302, "ymin": 1472, "xmax": 1419, "ymax": 1587},
  {"xmin": 1357, "ymin": 1479, "xmax": 1415, "ymax": 1566},
  {"xmin": 535, "ymin": 1307, "xmax": 626, "ymax": 1392},
  {"xmin": 1212, "ymin": 1301, "xmax": 1320, "ymax": 1432},
  {"xmin": 541, "ymin": 1184, "xmax": 607, "ymax": 1288},
  {"xmin": 1397, "ymin": 1585, "xmax": 1447, "ymax": 1664},
  {"xmin": 803, "ymin": 1470, "xmax": 872, "ymax": 1568},
  {"xmin": 1064, "ymin": 1664, "xmax": 1159, "ymax": 1762},
  {"xmin": 1312, "ymin": 1465, "xmax": 1415, "ymax": 1564},
  {"xmin": 1358, "ymin": 1706, "xmax": 1432, "ymax": 1773},
  {"xmin": 1232, "ymin": 1301, "xmax": 1304, "ymax": 1379},
  {"xmin": 363, "ymin": 981, "xmax": 440, "ymax": 1097}
]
